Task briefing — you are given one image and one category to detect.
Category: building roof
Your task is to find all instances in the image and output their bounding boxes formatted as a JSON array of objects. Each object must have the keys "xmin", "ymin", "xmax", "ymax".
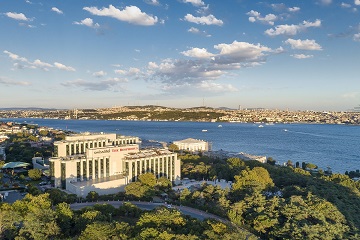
[
  {"xmin": 2, "ymin": 161, "xmax": 30, "ymax": 169},
  {"xmin": 174, "ymin": 138, "xmax": 207, "ymax": 144}
]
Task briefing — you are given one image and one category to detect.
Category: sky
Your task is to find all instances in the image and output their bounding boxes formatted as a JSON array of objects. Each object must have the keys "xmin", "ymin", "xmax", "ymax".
[{"xmin": 1, "ymin": 0, "xmax": 360, "ymax": 111}]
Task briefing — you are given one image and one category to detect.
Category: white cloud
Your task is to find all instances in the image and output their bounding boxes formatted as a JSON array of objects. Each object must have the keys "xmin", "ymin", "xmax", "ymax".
[
  {"xmin": 93, "ymin": 70, "xmax": 107, "ymax": 77},
  {"xmin": 54, "ymin": 62, "xmax": 76, "ymax": 71},
  {"xmin": 5, "ymin": 12, "xmax": 31, "ymax": 21},
  {"xmin": 198, "ymin": 81, "xmax": 238, "ymax": 92},
  {"xmin": 341, "ymin": 2, "xmax": 352, "ymax": 8},
  {"xmin": 4, "ymin": 50, "xmax": 75, "ymax": 71},
  {"xmin": 145, "ymin": 0, "xmax": 160, "ymax": 6},
  {"xmin": 73, "ymin": 18, "xmax": 100, "ymax": 28},
  {"xmin": 61, "ymin": 78, "xmax": 126, "ymax": 91},
  {"xmin": 354, "ymin": 33, "xmax": 360, "ymax": 41},
  {"xmin": 291, "ymin": 54, "xmax": 314, "ymax": 59},
  {"xmin": 188, "ymin": 27, "xmax": 200, "ymax": 34},
  {"xmin": 265, "ymin": 19, "xmax": 321, "ymax": 36},
  {"xmin": 115, "ymin": 69, "xmax": 127, "ymax": 74},
  {"xmin": 183, "ymin": 0, "xmax": 205, "ymax": 7},
  {"xmin": 181, "ymin": 48, "xmax": 215, "ymax": 58},
  {"xmin": 183, "ymin": 14, "xmax": 223, "ymax": 26},
  {"xmin": 3, "ymin": 50, "xmax": 28, "ymax": 62},
  {"xmin": 83, "ymin": 5, "xmax": 158, "ymax": 26},
  {"xmin": 285, "ymin": 38, "xmax": 322, "ymax": 50},
  {"xmin": 319, "ymin": 0, "xmax": 332, "ymax": 5},
  {"xmin": 32, "ymin": 59, "xmax": 53, "ymax": 69},
  {"xmin": 51, "ymin": 7, "xmax": 63, "ymax": 14},
  {"xmin": 356, "ymin": 0, "xmax": 360, "ymax": 5},
  {"xmin": 0, "ymin": 77, "xmax": 31, "ymax": 86},
  {"xmin": 288, "ymin": 7, "xmax": 300, "ymax": 12},
  {"xmin": 247, "ymin": 10, "xmax": 277, "ymax": 25}
]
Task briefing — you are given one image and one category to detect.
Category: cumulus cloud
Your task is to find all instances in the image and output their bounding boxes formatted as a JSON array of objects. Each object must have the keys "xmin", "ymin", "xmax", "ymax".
[
  {"xmin": 93, "ymin": 70, "xmax": 107, "ymax": 77},
  {"xmin": 288, "ymin": 7, "xmax": 300, "ymax": 12},
  {"xmin": 247, "ymin": 10, "xmax": 277, "ymax": 25},
  {"xmin": 290, "ymin": 54, "xmax": 314, "ymax": 59},
  {"xmin": 265, "ymin": 19, "xmax": 321, "ymax": 36},
  {"xmin": 285, "ymin": 38, "xmax": 322, "ymax": 50},
  {"xmin": 114, "ymin": 67, "xmax": 141, "ymax": 76},
  {"xmin": 356, "ymin": 0, "xmax": 360, "ymax": 5},
  {"xmin": 73, "ymin": 18, "xmax": 100, "ymax": 28},
  {"xmin": 354, "ymin": 33, "xmax": 360, "ymax": 41},
  {"xmin": 183, "ymin": 14, "xmax": 223, "ymax": 26},
  {"xmin": 183, "ymin": 0, "xmax": 205, "ymax": 7},
  {"xmin": 0, "ymin": 77, "xmax": 31, "ymax": 86},
  {"xmin": 5, "ymin": 12, "xmax": 31, "ymax": 21},
  {"xmin": 181, "ymin": 48, "xmax": 215, "ymax": 58},
  {"xmin": 3, "ymin": 50, "xmax": 76, "ymax": 72},
  {"xmin": 61, "ymin": 78, "xmax": 126, "ymax": 91},
  {"xmin": 83, "ymin": 5, "xmax": 158, "ymax": 26},
  {"xmin": 51, "ymin": 7, "xmax": 63, "ymax": 14},
  {"xmin": 54, "ymin": 62, "xmax": 76, "ymax": 71},
  {"xmin": 146, "ymin": 40, "xmax": 277, "ymax": 92},
  {"xmin": 3, "ymin": 50, "xmax": 28, "ymax": 62}
]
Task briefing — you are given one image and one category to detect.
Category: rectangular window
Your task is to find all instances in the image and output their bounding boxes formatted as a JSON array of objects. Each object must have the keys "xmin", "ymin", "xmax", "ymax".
[
  {"xmin": 106, "ymin": 158, "xmax": 109, "ymax": 177},
  {"xmin": 77, "ymin": 162, "xmax": 81, "ymax": 180},
  {"xmin": 155, "ymin": 159, "xmax": 158, "ymax": 177},
  {"xmin": 95, "ymin": 159, "xmax": 99, "ymax": 178},
  {"xmin": 66, "ymin": 145, "xmax": 69, "ymax": 156},
  {"xmin": 80, "ymin": 143, "xmax": 84, "ymax": 153},
  {"xmin": 53, "ymin": 145, "xmax": 58, "ymax": 157},
  {"xmin": 146, "ymin": 160, "xmax": 149, "ymax": 172},
  {"xmin": 142, "ymin": 160, "xmax": 145, "ymax": 174},
  {"xmin": 125, "ymin": 162, "xmax": 129, "ymax": 175},
  {"xmin": 89, "ymin": 160, "xmax": 93, "ymax": 179},
  {"xmin": 71, "ymin": 144, "xmax": 74, "ymax": 155},
  {"xmin": 76, "ymin": 144, "xmax": 79, "ymax": 154},
  {"xmin": 83, "ymin": 161, "xmax": 87, "ymax": 180},
  {"xmin": 61, "ymin": 162, "xmax": 66, "ymax": 189},
  {"xmin": 100, "ymin": 159, "xmax": 104, "ymax": 178},
  {"xmin": 90, "ymin": 142, "xmax": 93, "ymax": 148},
  {"xmin": 50, "ymin": 161, "xmax": 54, "ymax": 177},
  {"xmin": 132, "ymin": 162, "xmax": 135, "ymax": 181},
  {"xmin": 137, "ymin": 161, "xmax": 140, "ymax": 177},
  {"xmin": 159, "ymin": 158, "xmax": 163, "ymax": 177}
]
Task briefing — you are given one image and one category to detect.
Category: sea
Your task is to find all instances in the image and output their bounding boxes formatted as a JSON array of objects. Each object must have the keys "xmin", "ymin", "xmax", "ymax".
[{"xmin": 2, "ymin": 118, "xmax": 360, "ymax": 174}]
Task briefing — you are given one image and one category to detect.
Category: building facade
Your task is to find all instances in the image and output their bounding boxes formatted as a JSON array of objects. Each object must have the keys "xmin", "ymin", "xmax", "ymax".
[
  {"xmin": 173, "ymin": 138, "xmax": 212, "ymax": 152},
  {"xmin": 49, "ymin": 132, "xmax": 181, "ymax": 197}
]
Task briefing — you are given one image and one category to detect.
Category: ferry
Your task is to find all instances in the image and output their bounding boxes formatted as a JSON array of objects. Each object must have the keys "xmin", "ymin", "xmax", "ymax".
[{"xmin": 202, "ymin": 129, "xmax": 208, "ymax": 132}]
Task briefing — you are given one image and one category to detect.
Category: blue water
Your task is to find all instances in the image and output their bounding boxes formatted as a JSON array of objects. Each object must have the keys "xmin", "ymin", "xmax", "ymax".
[{"xmin": 2, "ymin": 118, "xmax": 360, "ymax": 173}]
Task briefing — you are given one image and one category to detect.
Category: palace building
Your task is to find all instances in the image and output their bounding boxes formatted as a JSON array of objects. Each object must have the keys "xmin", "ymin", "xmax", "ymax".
[{"xmin": 49, "ymin": 132, "xmax": 180, "ymax": 197}]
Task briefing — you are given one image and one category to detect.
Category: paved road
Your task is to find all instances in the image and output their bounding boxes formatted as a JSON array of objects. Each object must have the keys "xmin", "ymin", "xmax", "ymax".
[{"xmin": 70, "ymin": 201, "xmax": 224, "ymax": 221}]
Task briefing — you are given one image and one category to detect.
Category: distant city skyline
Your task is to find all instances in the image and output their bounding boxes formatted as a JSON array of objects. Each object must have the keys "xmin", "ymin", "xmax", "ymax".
[{"xmin": 1, "ymin": 0, "xmax": 360, "ymax": 111}]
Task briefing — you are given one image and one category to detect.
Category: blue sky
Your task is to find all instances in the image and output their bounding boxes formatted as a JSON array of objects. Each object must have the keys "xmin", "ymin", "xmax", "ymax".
[{"xmin": 1, "ymin": 0, "xmax": 360, "ymax": 111}]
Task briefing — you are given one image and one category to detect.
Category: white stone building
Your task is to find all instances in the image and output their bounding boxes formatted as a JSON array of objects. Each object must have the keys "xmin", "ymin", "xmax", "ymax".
[
  {"xmin": 173, "ymin": 138, "xmax": 212, "ymax": 152},
  {"xmin": 49, "ymin": 132, "xmax": 181, "ymax": 197}
]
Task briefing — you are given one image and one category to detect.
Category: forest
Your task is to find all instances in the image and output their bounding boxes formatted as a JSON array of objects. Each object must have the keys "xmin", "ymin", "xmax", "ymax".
[{"xmin": 2, "ymin": 144, "xmax": 360, "ymax": 239}]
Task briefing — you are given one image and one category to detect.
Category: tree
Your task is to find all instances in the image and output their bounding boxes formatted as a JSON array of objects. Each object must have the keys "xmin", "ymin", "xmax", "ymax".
[
  {"xmin": 78, "ymin": 222, "xmax": 130, "ymax": 240},
  {"xmin": 267, "ymin": 157, "xmax": 276, "ymax": 166},
  {"xmin": 56, "ymin": 202, "xmax": 74, "ymax": 237},
  {"xmin": 28, "ymin": 168, "xmax": 42, "ymax": 180},
  {"xmin": 232, "ymin": 167, "xmax": 274, "ymax": 193},
  {"xmin": 125, "ymin": 181, "xmax": 154, "ymax": 199},
  {"xmin": 168, "ymin": 143, "xmax": 179, "ymax": 152},
  {"xmin": 86, "ymin": 191, "xmax": 99, "ymax": 202},
  {"xmin": 305, "ymin": 162, "xmax": 317, "ymax": 170},
  {"xmin": 138, "ymin": 172, "xmax": 157, "ymax": 188},
  {"xmin": 156, "ymin": 177, "xmax": 172, "ymax": 191}
]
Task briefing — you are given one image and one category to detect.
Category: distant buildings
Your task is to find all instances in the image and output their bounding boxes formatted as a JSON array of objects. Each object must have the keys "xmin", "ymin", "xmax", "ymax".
[
  {"xmin": 49, "ymin": 132, "xmax": 181, "ymax": 197},
  {"xmin": 173, "ymin": 138, "xmax": 212, "ymax": 152}
]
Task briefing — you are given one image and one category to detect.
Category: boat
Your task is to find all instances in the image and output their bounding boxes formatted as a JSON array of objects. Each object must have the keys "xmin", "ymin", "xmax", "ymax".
[
  {"xmin": 258, "ymin": 125, "xmax": 264, "ymax": 128},
  {"xmin": 218, "ymin": 125, "xmax": 222, "ymax": 128},
  {"xmin": 283, "ymin": 129, "xmax": 288, "ymax": 132},
  {"xmin": 202, "ymin": 129, "xmax": 208, "ymax": 132}
]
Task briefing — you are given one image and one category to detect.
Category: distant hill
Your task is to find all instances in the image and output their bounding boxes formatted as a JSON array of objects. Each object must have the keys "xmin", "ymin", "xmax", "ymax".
[{"xmin": 0, "ymin": 107, "xmax": 58, "ymax": 111}]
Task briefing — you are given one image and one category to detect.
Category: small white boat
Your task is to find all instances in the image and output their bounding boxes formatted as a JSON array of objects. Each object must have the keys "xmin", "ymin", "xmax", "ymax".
[
  {"xmin": 283, "ymin": 129, "xmax": 288, "ymax": 132},
  {"xmin": 258, "ymin": 125, "xmax": 264, "ymax": 128},
  {"xmin": 218, "ymin": 125, "xmax": 222, "ymax": 128},
  {"xmin": 202, "ymin": 129, "xmax": 208, "ymax": 132}
]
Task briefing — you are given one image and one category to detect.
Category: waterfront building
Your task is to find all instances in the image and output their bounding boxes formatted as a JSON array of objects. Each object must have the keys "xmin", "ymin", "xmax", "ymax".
[
  {"xmin": 49, "ymin": 132, "xmax": 181, "ymax": 197},
  {"xmin": 173, "ymin": 138, "xmax": 212, "ymax": 152}
]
